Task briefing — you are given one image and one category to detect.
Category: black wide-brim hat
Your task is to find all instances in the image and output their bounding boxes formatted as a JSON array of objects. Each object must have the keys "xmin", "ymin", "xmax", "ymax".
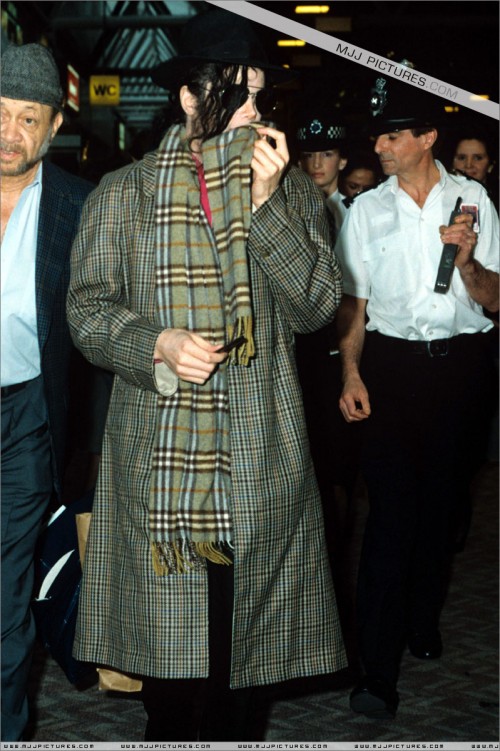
[{"xmin": 151, "ymin": 7, "xmax": 295, "ymax": 90}]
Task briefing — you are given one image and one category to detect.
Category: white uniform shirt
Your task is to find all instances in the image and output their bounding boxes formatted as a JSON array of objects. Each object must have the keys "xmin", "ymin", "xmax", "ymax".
[
  {"xmin": 334, "ymin": 161, "xmax": 499, "ymax": 340},
  {"xmin": 1, "ymin": 163, "xmax": 42, "ymax": 386},
  {"xmin": 326, "ymin": 189, "xmax": 348, "ymax": 233}
]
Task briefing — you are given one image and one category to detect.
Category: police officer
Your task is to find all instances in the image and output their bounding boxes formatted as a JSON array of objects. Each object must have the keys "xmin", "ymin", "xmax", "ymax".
[{"xmin": 335, "ymin": 75, "xmax": 499, "ymax": 718}]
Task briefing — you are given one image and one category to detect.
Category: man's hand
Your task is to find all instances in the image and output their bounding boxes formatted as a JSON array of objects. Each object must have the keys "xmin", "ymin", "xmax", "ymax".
[
  {"xmin": 154, "ymin": 329, "xmax": 228, "ymax": 385},
  {"xmin": 339, "ymin": 374, "xmax": 371, "ymax": 423},
  {"xmin": 439, "ymin": 212, "xmax": 477, "ymax": 270},
  {"xmin": 251, "ymin": 126, "xmax": 289, "ymax": 209},
  {"xmin": 439, "ymin": 212, "xmax": 499, "ymax": 311}
]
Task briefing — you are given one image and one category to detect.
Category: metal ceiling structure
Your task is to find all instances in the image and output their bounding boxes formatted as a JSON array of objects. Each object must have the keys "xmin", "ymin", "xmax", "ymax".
[
  {"xmin": 3, "ymin": 0, "xmax": 204, "ymax": 131},
  {"xmin": 50, "ymin": 0, "xmax": 199, "ymax": 129},
  {"xmin": 2, "ymin": 1, "xmax": 498, "ymax": 139}
]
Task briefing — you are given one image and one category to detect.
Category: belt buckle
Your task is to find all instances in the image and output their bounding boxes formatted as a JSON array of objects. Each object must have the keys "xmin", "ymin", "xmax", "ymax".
[{"xmin": 427, "ymin": 339, "xmax": 449, "ymax": 357}]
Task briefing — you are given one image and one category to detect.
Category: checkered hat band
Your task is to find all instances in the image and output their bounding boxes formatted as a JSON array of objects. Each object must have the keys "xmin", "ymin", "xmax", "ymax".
[{"xmin": 297, "ymin": 125, "xmax": 346, "ymax": 141}]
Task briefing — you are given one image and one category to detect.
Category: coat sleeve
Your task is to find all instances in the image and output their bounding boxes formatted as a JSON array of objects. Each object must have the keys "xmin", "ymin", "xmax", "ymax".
[
  {"xmin": 66, "ymin": 164, "xmax": 177, "ymax": 396},
  {"xmin": 246, "ymin": 165, "xmax": 343, "ymax": 334}
]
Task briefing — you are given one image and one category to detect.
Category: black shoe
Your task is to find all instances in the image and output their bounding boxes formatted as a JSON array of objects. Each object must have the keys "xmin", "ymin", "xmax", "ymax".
[
  {"xmin": 349, "ymin": 677, "xmax": 399, "ymax": 719},
  {"xmin": 408, "ymin": 631, "xmax": 443, "ymax": 660}
]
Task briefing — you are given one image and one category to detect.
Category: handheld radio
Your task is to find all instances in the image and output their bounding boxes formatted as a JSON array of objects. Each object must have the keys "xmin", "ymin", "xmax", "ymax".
[{"xmin": 434, "ymin": 197, "xmax": 462, "ymax": 294}]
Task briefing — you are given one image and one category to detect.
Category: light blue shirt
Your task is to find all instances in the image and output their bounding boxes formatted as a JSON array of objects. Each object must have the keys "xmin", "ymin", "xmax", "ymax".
[{"xmin": 1, "ymin": 162, "xmax": 43, "ymax": 386}]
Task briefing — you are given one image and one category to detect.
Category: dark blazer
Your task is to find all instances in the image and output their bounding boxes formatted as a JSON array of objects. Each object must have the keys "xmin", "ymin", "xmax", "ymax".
[{"xmin": 36, "ymin": 160, "xmax": 94, "ymax": 494}]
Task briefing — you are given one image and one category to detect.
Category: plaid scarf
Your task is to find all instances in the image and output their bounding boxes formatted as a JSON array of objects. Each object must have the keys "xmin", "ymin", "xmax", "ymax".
[{"xmin": 150, "ymin": 123, "xmax": 256, "ymax": 575}]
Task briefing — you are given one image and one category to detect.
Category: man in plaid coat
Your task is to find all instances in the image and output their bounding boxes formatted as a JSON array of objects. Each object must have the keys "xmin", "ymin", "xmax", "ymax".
[{"xmin": 67, "ymin": 8, "xmax": 346, "ymax": 741}]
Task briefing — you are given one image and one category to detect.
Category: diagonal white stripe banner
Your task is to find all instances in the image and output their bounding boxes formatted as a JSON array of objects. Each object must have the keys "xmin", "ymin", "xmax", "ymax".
[{"xmin": 207, "ymin": 0, "xmax": 499, "ymax": 120}]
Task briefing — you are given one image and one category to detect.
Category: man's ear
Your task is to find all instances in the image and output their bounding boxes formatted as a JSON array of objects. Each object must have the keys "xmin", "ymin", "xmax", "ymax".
[
  {"xmin": 51, "ymin": 111, "xmax": 64, "ymax": 138},
  {"xmin": 422, "ymin": 128, "xmax": 438, "ymax": 151},
  {"xmin": 179, "ymin": 85, "xmax": 198, "ymax": 117}
]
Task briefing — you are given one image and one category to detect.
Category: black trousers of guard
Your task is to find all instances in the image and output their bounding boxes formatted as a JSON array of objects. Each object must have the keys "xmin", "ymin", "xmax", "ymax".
[
  {"xmin": 356, "ymin": 330, "xmax": 496, "ymax": 688},
  {"xmin": 141, "ymin": 554, "xmax": 254, "ymax": 741}
]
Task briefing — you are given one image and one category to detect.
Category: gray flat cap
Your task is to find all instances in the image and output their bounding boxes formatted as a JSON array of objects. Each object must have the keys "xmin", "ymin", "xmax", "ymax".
[{"xmin": 1, "ymin": 43, "xmax": 64, "ymax": 113}]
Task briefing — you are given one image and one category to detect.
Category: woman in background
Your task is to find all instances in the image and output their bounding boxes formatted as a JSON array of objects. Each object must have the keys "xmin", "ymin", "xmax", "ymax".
[{"xmin": 449, "ymin": 126, "xmax": 498, "ymax": 211}]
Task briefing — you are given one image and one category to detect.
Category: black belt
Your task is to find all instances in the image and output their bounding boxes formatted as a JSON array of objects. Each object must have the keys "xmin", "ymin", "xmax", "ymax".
[
  {"xmin": 368, "ymin": 331, "xmax": 487, "ymax": 358},
  {"xmin": 1, "ymin": 380, "xmax": 31, "ymax": 398},
  {"xmin": 409, "ymin": 339, "xmax": 453, "ymax": 357}
]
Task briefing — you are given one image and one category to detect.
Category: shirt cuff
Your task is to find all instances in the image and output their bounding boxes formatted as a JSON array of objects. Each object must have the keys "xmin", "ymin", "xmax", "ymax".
[{"xmin": 153, "ymin": 360, "xmax": 178, "ymax": 396}]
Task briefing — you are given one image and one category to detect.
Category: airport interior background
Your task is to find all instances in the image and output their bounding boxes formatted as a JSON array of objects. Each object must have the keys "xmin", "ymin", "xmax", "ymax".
[
  {"xmin": 1, "ymin": 0, "xmax": 498, "ymax": 744},
  {"xmin": 1, "ymin": 1, "xmax": 498, "ymax": 179}
]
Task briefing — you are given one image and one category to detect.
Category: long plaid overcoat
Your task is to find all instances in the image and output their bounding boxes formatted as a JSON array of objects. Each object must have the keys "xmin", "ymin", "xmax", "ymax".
[{"xmin": 67, "ymin": 147, "xmax": 346, "ymax": 687}]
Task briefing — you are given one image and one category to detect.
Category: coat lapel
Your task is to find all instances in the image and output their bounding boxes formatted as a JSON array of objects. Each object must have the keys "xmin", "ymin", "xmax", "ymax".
[{"xmin": 36, "ymin": 162, "xmax": 74, "ymax": 354}]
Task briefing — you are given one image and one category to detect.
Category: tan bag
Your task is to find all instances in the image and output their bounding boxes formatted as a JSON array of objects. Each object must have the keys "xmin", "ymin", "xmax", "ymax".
[
  {"xmin": 97, "ymin": 667, "xmax": 143, "ymax": 693},
  {"xmin": 75, "ymin": 512, "xmax": 143, "ymax": 693},
  {"xmin": 76, "ymin": 512, "xmax": 92, "ymax": 565}
]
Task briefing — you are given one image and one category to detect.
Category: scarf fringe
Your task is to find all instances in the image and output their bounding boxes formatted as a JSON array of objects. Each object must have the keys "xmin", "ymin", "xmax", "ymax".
[
  {"xmin": 229, "ymin": 315, "xmax": 255, "ymax": 366},
  {"xmin": 151, "ymin": 541, "xmax": 233, "ymax": 576},
  {"xmin": 196, "ymin": 542, "xmax": 233, "ymax": 566}
]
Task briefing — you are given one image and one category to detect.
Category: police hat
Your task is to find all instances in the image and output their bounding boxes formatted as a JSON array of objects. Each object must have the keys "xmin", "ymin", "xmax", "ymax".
[
  {"xmin": 369, "ymin": 74, "xmax": 446, "ymax": 135},
  {"xmin": 296, "ymin": 111, "xmax": 347, "ymax": 152}
]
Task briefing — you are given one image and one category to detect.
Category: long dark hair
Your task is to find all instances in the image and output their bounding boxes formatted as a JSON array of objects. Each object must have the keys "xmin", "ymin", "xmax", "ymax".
[{"xmin": 158, "ymin": 62, "xmax": 250, "ymax": 148}]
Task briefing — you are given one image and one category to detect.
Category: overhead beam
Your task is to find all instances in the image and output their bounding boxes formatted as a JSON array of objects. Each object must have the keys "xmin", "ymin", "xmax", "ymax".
[
  {"xmin": 50, "ymin": 15, "xmax": 193, "ymax": 30},
  {"xmin": 50, "ymin": 11, "xmax": 493, "ymax": 32},
  {"xmin": 91, "ymin": 68, "xmax": 162, "ymax": 77}
]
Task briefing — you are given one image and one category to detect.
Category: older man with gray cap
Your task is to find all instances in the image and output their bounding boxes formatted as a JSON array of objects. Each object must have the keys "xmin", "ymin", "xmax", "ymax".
[{"xmin": 1, "ymin": 43, "xmax": 93, "ymax": 740}]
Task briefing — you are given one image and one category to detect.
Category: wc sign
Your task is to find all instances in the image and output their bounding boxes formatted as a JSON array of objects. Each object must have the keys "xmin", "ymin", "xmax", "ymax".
[{"xmin": 89, "ymin": 75, "xmax": 120, "ymax": 106}]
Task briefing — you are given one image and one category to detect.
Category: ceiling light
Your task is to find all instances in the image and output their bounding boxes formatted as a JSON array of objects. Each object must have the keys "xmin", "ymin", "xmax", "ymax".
[
  {"xmin": 295, "ymin": 5, "xmax": 329, "ymax": 13},
  {"xmin": 277, "ymin": 39, "xmax": 306, "ymax": 47}
]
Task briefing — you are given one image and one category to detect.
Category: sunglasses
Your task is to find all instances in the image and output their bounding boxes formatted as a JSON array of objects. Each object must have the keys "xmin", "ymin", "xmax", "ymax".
[{"xmin": 220, "ymin": 83, "xmax": 278, "ymax": 117}]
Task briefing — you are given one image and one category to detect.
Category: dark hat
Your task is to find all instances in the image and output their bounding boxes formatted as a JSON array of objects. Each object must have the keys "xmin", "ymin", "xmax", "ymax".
[
  {"xmin": 296, "ymin": 111, "xmax": 347, "ymax": 152},
  {"xmin": 1, "ymin": 43, "xmax": 65, "ymax": 113},
  {"xmin": 368, "ymin": 74, "xmax": 445, "ymax": 135},
  {"xmin": 151, "ymin": 8, "xmax": 294, "ymax": 90}
]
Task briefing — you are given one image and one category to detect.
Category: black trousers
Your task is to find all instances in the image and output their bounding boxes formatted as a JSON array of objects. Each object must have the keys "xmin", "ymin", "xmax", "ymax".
[
  {"xmin": 1, "ymin": 376, "xmax": 53, "ymax": 741},
  {"xmin": 356, "ymin": 331, "xmax": 495, "ymax": 687},
  {"xmin": 141, "ymin": 554, "xmax": 254, "ymax": 741}
]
